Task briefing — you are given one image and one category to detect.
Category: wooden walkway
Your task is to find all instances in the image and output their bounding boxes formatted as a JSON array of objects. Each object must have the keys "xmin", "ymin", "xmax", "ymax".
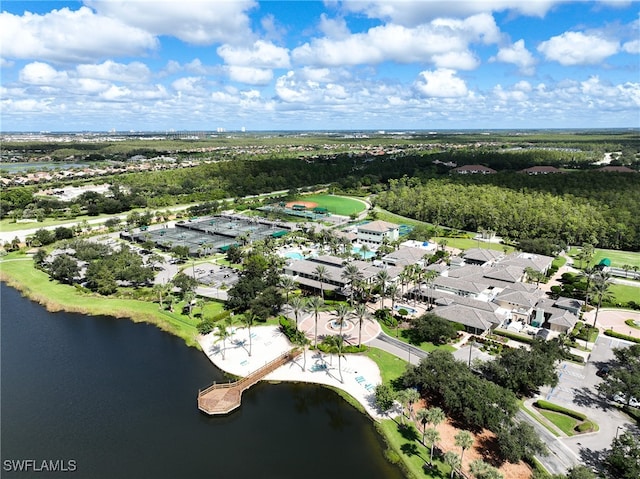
[{"xmin": 197, "ymin": 349, "xmax": 301, "ymax": 415}]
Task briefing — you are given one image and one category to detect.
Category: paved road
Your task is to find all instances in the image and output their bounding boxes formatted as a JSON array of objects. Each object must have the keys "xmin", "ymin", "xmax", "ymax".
[
  {"xmin": 368, "ymin": 331, "xmax": 427, "ymax": 365},
  {"xmin": 516, "ymin": 410, "xmax": 579, "ymax": 475}
]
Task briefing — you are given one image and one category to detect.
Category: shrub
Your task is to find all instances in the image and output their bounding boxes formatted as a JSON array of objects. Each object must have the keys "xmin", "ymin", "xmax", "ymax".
[
  {"xmin": 534, "ymin": 400, "xmax": 586, "ymax": 420},
  {"xmin": 197, "ymin": 318, "xmax": 216, "ymax": 334},
  {"xmin": 575, "ymin": 421, "xmax": 596, "ymax": 433},
  {"xmin": 493, "ymin": 329, "xmax": 534, "ymax": 344},
  {"xmin": 604, "ymin": 329, "xmax": 640, "ymax": 344}
]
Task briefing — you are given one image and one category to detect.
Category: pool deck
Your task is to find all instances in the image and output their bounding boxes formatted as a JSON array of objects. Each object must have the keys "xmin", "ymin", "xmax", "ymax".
[{"xmin": 198, "ymin": 325, "xmax": 389, "ymax": 419}]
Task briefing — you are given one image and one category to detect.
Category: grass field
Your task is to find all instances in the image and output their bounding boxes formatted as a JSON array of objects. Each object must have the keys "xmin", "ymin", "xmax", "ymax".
[
  {"xmin": 608, "ymin": 283, "xmax": 640, "ymax": 305},
  {"xmin": 539, "ymin": 410, "xmax": 578, "ymax": 436},
  {"xmin": 366, "ymin": 347, "xmax": 410, "ymax": 384},
  {"xmin": 569, "ymin": 247, "xmax": 640, "ymax": 269},
  {"xmin": 0, "ymin": 254, "xmax": 201, "ymax": 347},
  {"xmin": 299, "ymin": 194, "xmax": 366, "ymax": 216}
]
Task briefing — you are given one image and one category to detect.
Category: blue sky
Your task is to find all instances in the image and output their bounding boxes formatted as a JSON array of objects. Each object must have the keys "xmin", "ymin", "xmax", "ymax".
[{"xmin": 1, "ymin": 1, "xmax": 638, "ymax": 131}]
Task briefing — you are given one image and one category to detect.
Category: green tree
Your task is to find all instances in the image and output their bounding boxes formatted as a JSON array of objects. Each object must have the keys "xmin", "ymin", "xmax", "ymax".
[
  {"xmin": 280, "ymin": 275, "xmax": 296, "ymax": 304},
  {"xmin": 424, "ymin": 428, "xmax": 440, "ymax": 464},
  {"xmin": 340, "ymin": 263, "xmax": 363, "ymax": 305},
  {"xmin": 374, "ymin": 384, "xmax": 396, "ymax": 416},
  {"xmin": 564, "ymin": 465, "xmax": 597, "ymax": 479},
  {"xmin": 416, "ymin": 408, "xmax": 430, "ymax": 443},
  {"xmin": 354, "ymin": 303, "xmax": 370, "ymax": 347},
  {"xmin": 172, "ymin": 272, "xmax": 198, "ymax": 296},
  {"xmin": 241, "ymin": 311, "xmax": 258, "ymax": 357},
  {"xmin": 454, "ymin": 430, "xmax": 474, "ymax": 466},
  {"xmin": 376, "ymin": 269, "xmax": 391, "ymax": 309},
  {"xmin": 605, "ymin": 430, "xmax": 640, "ymax": 479},
  {"xmin": 495, "ymin": 422, "xmax": 547, "ymax": 464},
  {"xmin": 49, "ymin": 254, "xmax": 79, "ymax": 284},
  {"xmin": 444, "ymin": 450, "xmax": 461, "ymax": 479},
  {"xmin": 426, "ymin": 406, "xmax": 446, "ymax": 433},
  {"xmin": 288, "ymin": 295, "xmax": 305, "ymax": 329},
  {"xmin": 306, "ymin": 295, "xmax": 323, "ymax": 347},
  {"xmin": 470, "ymin": 459, "xmax": 503, "ymax": 479},
  {"xmin": 213, "ymin": 322, "xmax": 231, "ymax": 360},
  {"xmin": 409, "ymin": 312, "xmax": 459, "ymax": 345},
  {"xmin": 597, "ymin": 344, "xmax": 640, "ymax": 407},
  {"xmin": 590, "ymin": 271, "xmax": 613, "ymax": 328},
  {"xmin": 313, "ymin": 264, "xmax": 329, "ymax": 300},
  {"xmin": 404, "ymin": 388, "xmax": 420, "ymax": 421}
]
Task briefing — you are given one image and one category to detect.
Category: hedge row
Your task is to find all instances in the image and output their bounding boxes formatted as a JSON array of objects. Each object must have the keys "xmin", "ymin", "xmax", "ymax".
[
  {"xmin": 493, "ymin": 329, "xmax": 535, "ymax": 344},
  {"xmin": 534, "ymin": 400, "xmax": 587, "ymax": 420},
  {"xmin": 604, "ymin": 329, "xmax": 640, "ymax": 344}
]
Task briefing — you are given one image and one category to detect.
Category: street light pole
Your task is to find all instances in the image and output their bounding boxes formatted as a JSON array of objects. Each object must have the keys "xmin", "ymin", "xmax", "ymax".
[
  {"xmin": 615, "ymin": 425, "xmax": 623, "ymax": 440},
  {"xmin": 468, "ymin": 338, "xmax": 475, "ymax": 368}
]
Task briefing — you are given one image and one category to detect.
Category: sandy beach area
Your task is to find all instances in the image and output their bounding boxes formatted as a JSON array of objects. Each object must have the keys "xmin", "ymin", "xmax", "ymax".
[{"xmin": 198, "ymin": 325, "xmax": 390, "ymax": 419}]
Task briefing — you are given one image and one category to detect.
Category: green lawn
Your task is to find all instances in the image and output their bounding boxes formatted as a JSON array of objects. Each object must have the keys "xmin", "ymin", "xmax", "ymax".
[
  {"xmin": 569, "ymin": 247, "xmax": 640, "ymax": 269},
  {"xmin": 380, "ymin": 323, "xmax": 456, "ymax": 353},
  {"xmin": 366, "ymin": 347, "xmax": 410, "ymax": 384},
  {"xmin": 0, "ymin": 254, "xmax": 201, "ymax": 347},
  {"xmin": 299, "ymin": 194, "xmax": 367, "ymax": 216},
  {"xmin": 608, "ymin": 283, "xmax": 640, "ymax": 305},
  {"xmin": 432, "ymin": 236, "xmax": 513, "ymax": 253},
  {"xmin": 539, "ymin": 410, "xmax": 578, "ymax": 436},
  {"xmin": 377, "ymin": 419, "xmax": 450, "ymax": 479}
]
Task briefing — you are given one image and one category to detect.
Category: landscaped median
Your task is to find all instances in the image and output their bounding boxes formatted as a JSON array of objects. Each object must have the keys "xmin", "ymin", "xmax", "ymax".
[
  {"xmin": 0, "ymin": 253, "xmax": 202, "ymax": 348},
  {"xmin": 532, "ymin": 400, "xmax": 598, "ymax": 436}
]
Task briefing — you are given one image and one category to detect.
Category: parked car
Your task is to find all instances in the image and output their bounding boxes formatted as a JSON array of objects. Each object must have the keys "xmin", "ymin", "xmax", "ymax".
[
  {"xmin": 613, "ymin": 393, "xmax": 640, "ymax": 408},
  {"xmin": 596, "ymin": 366, "xmax": 610, "ymax": 378}
]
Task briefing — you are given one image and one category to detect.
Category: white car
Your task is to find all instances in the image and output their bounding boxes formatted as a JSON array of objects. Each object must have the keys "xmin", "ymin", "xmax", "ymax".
[{"xmin": 613, "ymin": 393, "xmax": 640, "ymax": 408}]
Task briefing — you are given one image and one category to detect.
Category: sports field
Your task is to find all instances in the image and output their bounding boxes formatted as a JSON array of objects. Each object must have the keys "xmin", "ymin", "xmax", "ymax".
[
  {"xmin": 296, "ymin": 194, "xmax": 366, "ymax": 216},
  {"xmin": 569, "ymin": 247, "xmax": 640, "ymax": 269}
]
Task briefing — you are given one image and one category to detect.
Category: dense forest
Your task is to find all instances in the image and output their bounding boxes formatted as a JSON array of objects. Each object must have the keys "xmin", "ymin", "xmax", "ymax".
[{"xmin": 375, "ymin": 172, "xmax": 640, "ymax": 250}]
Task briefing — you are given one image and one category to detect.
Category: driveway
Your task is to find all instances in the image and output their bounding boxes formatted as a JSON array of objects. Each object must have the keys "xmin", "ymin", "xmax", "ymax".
[{"xmin": 537, "ymin": 335, "xmax": 638, "ymax": 470}]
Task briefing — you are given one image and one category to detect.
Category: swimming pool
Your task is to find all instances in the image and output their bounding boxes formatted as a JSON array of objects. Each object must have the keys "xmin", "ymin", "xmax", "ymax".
[
  {"xmin": 284, "ymin": 251, "xmax": 305, "ymax": 260},
  {"xmin": 394, "ymin": 305, "xmax": 417, "ymax": 314},
  {"xmin": 352, "ymin": 247, "xmax": 376, "ymax": 259}
]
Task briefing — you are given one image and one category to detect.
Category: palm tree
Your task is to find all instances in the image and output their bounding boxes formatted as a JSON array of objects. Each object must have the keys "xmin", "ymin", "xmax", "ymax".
[
  {"xmin": 341, "ymin": 263, "xmax": 363, "ymax": 305},
  {"xmin": 581, "ymin": 266, "xmax": 596, "ymax": 307},
  {"xmin": 470, "ymin": 459, "xmax": 503, "ymax": 479},
  {"xmin": 241, "ymin": 310, "xmax": 257, "ymax": 356},
  {"xmin": 360, "ymin": 243, "xmax": 371, "ymax": 261},
  {"xmin": 334, "ymin": 303, "xmax": 352, "ymax": 329},
  {"xmin": 426, "ymin": 406, "xmax": 446, "ymax": 433},
  {"xmin": 280, "ymin": 275, "xmax": 296, "ymax": 304},
  {"xmin": 416, "ymin": 408, "xmax": 430, "ymax": 443},
  {"xmin": 354, "ymin": 303, "xmax": 369, "ymax": 347},
  {"xmin": 314, "ymin": 264, "xmax": 329, "ymax": 300},
  {"xmin": 306, "ymin": 295, "xmax": 323, "ymax": 347},
  {"xmin": 213, "ymin": 322, "xmax": 231, "ymax": 360},
  {"xmin": 324, "ymin": 335, "xmax": 345, "ymax": 383},
  {"xmin": 444, "ymin": 450, "xmax": 461, "ymax": 479},
  {"xmin": 376, "ymin": 270, "xmax": 391, "ymax": 309},
  {"xmin": 591, "ymin": 271, "xmax": 612, "ymax": 328},
  {"xmin": 423, "ymin": 270, "xmax": 438, "ymax": 306},
  {"xmin": 396, "ymin": 389, "xmax": 410, "ymax": 424},
  {"xmin": 289, "ymin": 295, "xmax": 305, "ymax": 329},
  {"xmin": 184, "ymin": 291, "xmax": 195, "ymax": 317},
  {"xmin": 388, "ymin": 283, "xmax": 399, "ymax": 312},
  {"xmin": 404, "ymin": 388, "xmax": 420, "ymax": 421},
  {"xmin": 622, "ymin": 264, "xmax": 632, "ymax": 278},
  {"xmin": 454, "ymin": 430, "xmax": 474, "ymax": 467},
  {"xmin": 152, "ymin": 282, "xmax": 169, "ymax": 310},
  {"xmin": 424, "ymin": 428, "xmax": 440, "ymax": 464}
]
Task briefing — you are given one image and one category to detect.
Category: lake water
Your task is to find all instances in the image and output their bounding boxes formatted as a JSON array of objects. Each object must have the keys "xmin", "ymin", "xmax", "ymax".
[{"xmin": 0, "ymin": 283, "xmax": 404, "ymax": 478}]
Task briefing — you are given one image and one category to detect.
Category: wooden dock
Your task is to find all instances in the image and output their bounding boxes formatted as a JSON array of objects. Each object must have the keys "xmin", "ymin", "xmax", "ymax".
[{"xmin": 197, "ymin": 349, "xmax": 300, "ymax": 415}]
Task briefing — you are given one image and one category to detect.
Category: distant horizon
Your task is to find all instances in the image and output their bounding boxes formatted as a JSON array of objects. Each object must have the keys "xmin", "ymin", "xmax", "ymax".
[{"xmin": 1, "ymin": 1, "xmax": 638, "ymax": 131}]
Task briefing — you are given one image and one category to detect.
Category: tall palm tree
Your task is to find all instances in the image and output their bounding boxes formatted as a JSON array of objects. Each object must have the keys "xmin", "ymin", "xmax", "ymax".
[
  {"xmin": 470, "ymin": 459, "xmax": 503, "ymax": 479},
  {"xmin": 426, "ymin": 407, "xmax": 446, "ymax": 433},
  {"xmin": 241, "ymin": 310, "xmax": 257, "ymax": 356},
  {"xmin": 184, "ymin": 291, "xmax": 195, "ymax": 317},
  {"xmin": 324, "ymin": 335, "xmax": 345, "ymax": 383},
  {"xmin": 341, "ymin": 263, "xmax": 363, "ymax": 305},
  {"xmin": 424, "ymin": 428, "xmax": 441, "ymax": 464},
  {"xmin": 213, "ymin": 322, "xmax": 231, "ymax": 360},
  {"xmin": 581, "ymin": 266, "xmax": 596, "ymax": 307},
  {"xmin": 591, "ymin": 271, "xmax": 612, "ymax": 328},
  {"xmin": 388, "ymin": 283, "xmax": 399, "ymax": 312},
  {"xmin": 404, "ymin": 388, "xmax": 420, "ymax": 421},
  {"xmin": 314, "ymin": 264, "xmax": 329, "ymax": 300},
  {"xmin": 416, "ymin": 408, "xmax": 430, "ymax": 443},
  {"xmin": 306, "ymin": 295, "xmax": 324, "ymax": 347},
  {"xmin": 289, "ymin": 295, "xmax": 305, "ymax": 329},
  {"xmin": 622, "ymin": 264, "xmax": 632, "ymax": 278},
  {"xmin": 423, "ymin": 270, "xmax": 439, "ymax": 307},
  {"xmin": 376, "ymin": 270, "xmax": 391, "ymax": 309},
  {"xmin": 396, "ymin": 389, "xmax": 410, "ymax": 424},
  {"xmin": 444, "ymin": 451, "xmax": 461, "ymax": 479},
  {"xmin": 454, "ymin": 430, "xmax": 474, "ymax": 467},
  {"xmin": 280, "ymin": 275, "xmax": 296, "ymax": 304},
  {"xmin": 334, "ymin": 303, "xmax": 352, "ymax": 328},
  {"xmin": 354, "ymin": 303, "xmax": 369, "ymax": 347},
  {"xmin": 360, "ymin": 243, "xmax": 371, "ymax": 261}
]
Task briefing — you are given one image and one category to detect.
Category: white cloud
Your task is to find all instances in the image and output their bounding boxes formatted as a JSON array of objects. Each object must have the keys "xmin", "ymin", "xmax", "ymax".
[
  {"xmin": 340, "ymin": 1, "xmax": 557, "ymax": 26},
  {"xmin": 622, "ymin": 39, "xmax": 640, "ymax": 54},
  {"xmin": 217, "ymin": 40, "xmax": 290, "ymax": 68},
  {"xmin": 19, "ymin": 62, "xmax": 68, "ymax": 85},
  {"xmin": 492, "ymin": 39, "xmax": 536, "ymax": 75},
  {"xmin": 87, "ymin": 0, "xmax": 256, "ymax": 45},
  {"xmin": 319, "ymin": 14, "xmax": 351, "ymax": 39},
  {"xmin": 292, "ymin": 14, "xmax": 498, "ymax": 67},
  {"xmin": 432, "ymin": 51, "xmax": 479, "ymax": 70},
  {"xmin": 0, "ymin": 7, "xmax": 157, "ymax": 63},
  {"xmin": 171, "ymin": 77, "xmax": 206, "ymax": 94},
  {"xmin": 226, "ymin": 66, "xmax": 273, "ymax": 85},
  {"xmin": 414, "ymin": 68, "xmax": 468, "ymax": 97},
  {"xmin": 1, "ymin": 58, "xmax": 15, "ymax": 68},
  {"xmin": 538, "ymin": 31, "xmax": 619, "ymax": 65},
  {"xmin": 76, "ymin": 61, "xmax": 151, "ymax": 83}
]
